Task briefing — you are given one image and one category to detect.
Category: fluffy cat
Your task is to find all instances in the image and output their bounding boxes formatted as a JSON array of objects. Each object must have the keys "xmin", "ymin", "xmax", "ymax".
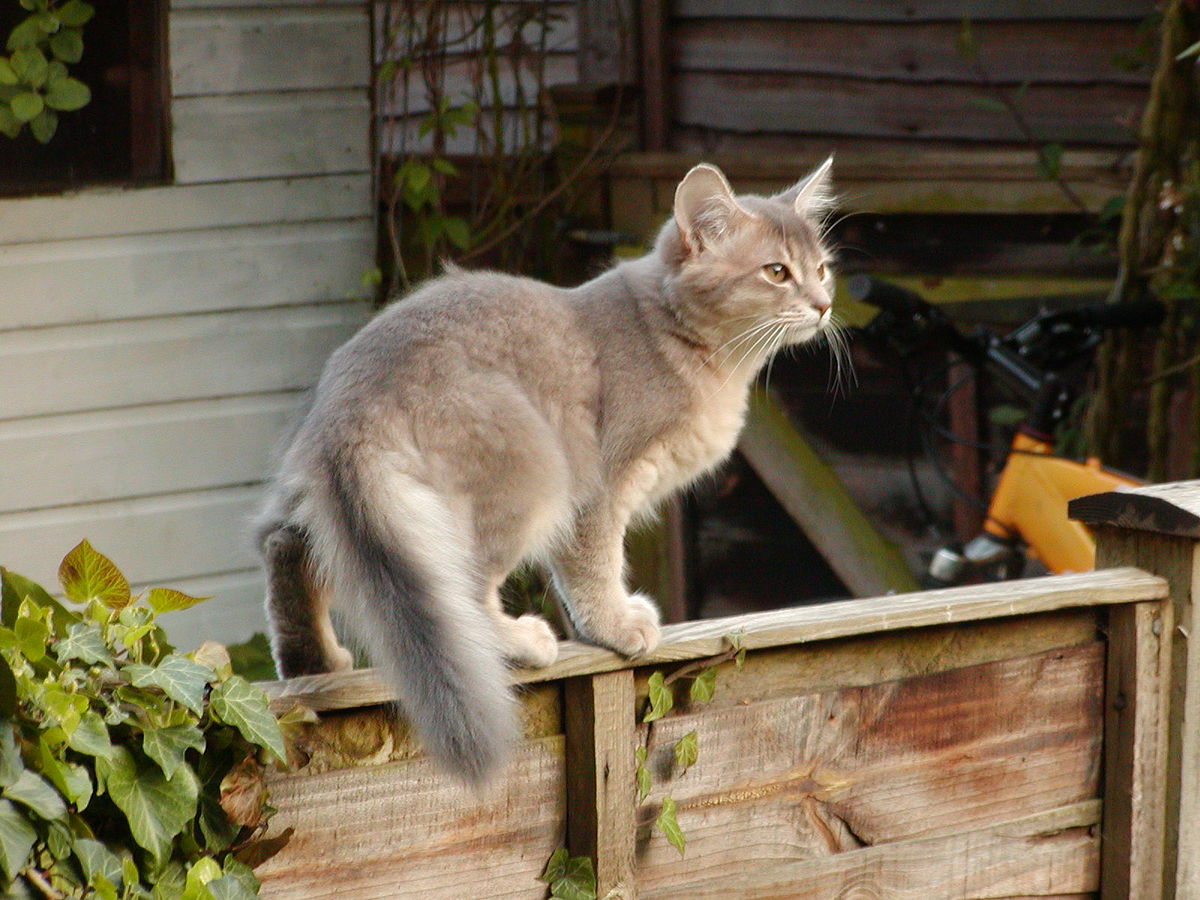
[{"xmin": 256, "ymin": 160, "xmax": 838, "ymax": 783}]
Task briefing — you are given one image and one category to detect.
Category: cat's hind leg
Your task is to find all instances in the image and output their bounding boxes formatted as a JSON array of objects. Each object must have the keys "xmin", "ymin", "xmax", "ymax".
[
  {"xmin": 480, "ymin": 576, "xmax": 559, "ymax": 669},
  {"xmin": 261, "ymin": 525, "xmax": 354, "ymax": 677}
]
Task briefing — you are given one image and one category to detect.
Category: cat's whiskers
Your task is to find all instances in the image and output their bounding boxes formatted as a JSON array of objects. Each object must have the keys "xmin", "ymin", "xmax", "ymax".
[
  {"xmin": 706, "ymin": 319, "xmax": 786, "ymax": 399},
  {"xmin": 703, "ymin": 319, "xmax": 780, "ymax": 371}
]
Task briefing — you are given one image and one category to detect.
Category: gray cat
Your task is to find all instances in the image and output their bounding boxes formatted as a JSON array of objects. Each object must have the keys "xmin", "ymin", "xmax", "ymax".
[{"xmin": 256, "ymin": 160, "xmax": 838, "ymax": 783}]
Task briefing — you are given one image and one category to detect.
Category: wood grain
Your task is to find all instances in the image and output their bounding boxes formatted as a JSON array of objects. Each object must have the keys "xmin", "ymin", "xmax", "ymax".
[
  {"xmin": 261, "ymin": 568, "xmax": 1165, "ymax": 711},
  {"xmin": 256, "ymin": 736, "xmax": 566, "ymax": 899},
  {"xmin": 673, "ymin": 0, "xmax": 1151, "ymax": 20},
  {"xmin": 639, "ymin": 802, "xmax": 1101, "ymax": 900},
  {"xmin": 1071, "ymin": 482, "xmax": 1200, "ymax": 539},
  {"xmin": 634, "ymin": 644, "xmax": 1104, "ymax": 893},
  {"xmin": 564, "ymin": 671, "xmax": 636, "ymax": 897},
  {"xmin": 1100, "ymin": 601, "xmax": 1172, "ymax": 900}
]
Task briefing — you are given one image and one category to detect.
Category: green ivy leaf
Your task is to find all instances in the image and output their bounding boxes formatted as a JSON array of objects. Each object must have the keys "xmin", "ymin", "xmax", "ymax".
[
  {"xmin": 635, "ymin": 759, "xmax": 651, "ymax": 804},
  {"xmin": 36, "ymin": 736, "xmax": 91, "ymax": 809},
  {"xmin": 54, "ymin": 621, "xmax": 113, "ymax": 667},
  {"xmin": 643, "ymin": 671, "xmax": 674, "ymax": 722},
  {"xmin": 59, "ymin": 541, "xmax": 132, "ymax": 610},
  {"xmin": 56, "ymin": 0, "xmax": 94, "ymax": 27},
  {"xmin": 655, "ymin": 795, "xmax": 685, "ymax": 858},
  {"xmin": 207, "ymin": 872, "xmax": 258, "ymax": 900},
  {"xmin": 143, "ymin": 723, "xmax": 205, "ymax": 780},
  {"xmin": 539, "ymin": 848, "xmax": 596, "ymax": 900},
  {"xmin": 0, "ymin": 726, "xmax": 22, "ymax": 789},
  {"xmin": 74, "ymin": 838, "xmax": 123, "ymax": 892},
  {"xmin": 2, "ymin": 568, "xmax": 76, "ymax": 633},
  {"xmin": 673, "ymin": 731, "xmax": 698, "ymax": 774},
  {"xmin": 431, "ymin": 157, "xmax": 458, "ymax": 177},
  {"xmin": 67, "ymin": 711, "xmax": 116, "ymax": 760},
  {"xmin": 102, "ymin": 746, "xmax": 199, "ymax": 863},
  {"xmin": 48, "ymin": 27, "xmax": 82, "ymax": 63},
  {"xmin": 14, "ymin": 612, "xmax": 48, "ymax": 661},
  {"xmin": 182, "ymin": 856, "xmax": 222, "ymax": 900},
  {"xmin": 0, "ymin": 104, "xmax": 20, "ymax": 139},
  {"xmin": 146, "ymin": 587, "xmax": 210, "ymax": 615},
  {"xmin": 8, "ymin": 90, "xmax": 42, "ymax": 123},
  {"xmin": 0, "ymin": 799, "xmax": 37, "ymax": 880},
  {"xmin": 34, "ymin": 10, "xmax": 59, "ymax": 33},
  {"xmin": 10, "ymin": 47, "xmax": 47, "ymax": 86},
  {"xmin": 125, "ymin": 654, "xmax": 215, "ymax": 715},
  {"xmin": 0, "ymin": 58, "xmax": 16, "ymax": 85},
  {"xmin": 3, "ymin": 770, "xmax": 67, "ymax": 821},
  {"xmin": 209, "ymin": 676, "xmax": 286, "ymax": 763},
  {"xmin": 688, "ymin": 667, "xmax": 716, "ymax": 704}
]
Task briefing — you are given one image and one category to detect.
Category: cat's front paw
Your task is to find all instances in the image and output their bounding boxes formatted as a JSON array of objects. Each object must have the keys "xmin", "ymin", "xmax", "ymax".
[
  {"xmin": 504, "ymin": 614, "xmax": 560, "ymax": 669},
  {"xmin": 605, "ymin": 593, "xmax": 662, "ymax": 657}
]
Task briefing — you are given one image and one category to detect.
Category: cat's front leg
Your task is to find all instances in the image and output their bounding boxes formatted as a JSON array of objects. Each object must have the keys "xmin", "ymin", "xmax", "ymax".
[{"xmin": 548, "ymin": 504, "xmax": 661, "ymax": 656}]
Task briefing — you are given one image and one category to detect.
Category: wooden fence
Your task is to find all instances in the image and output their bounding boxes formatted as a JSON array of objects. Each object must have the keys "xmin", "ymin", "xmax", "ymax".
[{"xmin": 253, "ymin": 479, "xmax": 1200, "ymax": 899}]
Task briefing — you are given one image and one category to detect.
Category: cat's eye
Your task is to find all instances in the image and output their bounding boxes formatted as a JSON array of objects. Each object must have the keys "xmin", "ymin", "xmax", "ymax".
[
  {"xmin": 817, "ymin": 262, "xmax": 828, "ymax": 280},
  {"xmin": 763, "ymin": 263, "xmax": 790, "ymax": 283}
]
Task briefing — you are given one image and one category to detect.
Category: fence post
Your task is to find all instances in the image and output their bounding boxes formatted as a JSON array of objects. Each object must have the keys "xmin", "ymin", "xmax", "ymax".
[
  {"xmin": 1071, "ymin": 481, "xmax": 1200, "ymax": 900},
  {"xmin": 564, "ymin": 669, "xmax": 638, "ymax": 898}
]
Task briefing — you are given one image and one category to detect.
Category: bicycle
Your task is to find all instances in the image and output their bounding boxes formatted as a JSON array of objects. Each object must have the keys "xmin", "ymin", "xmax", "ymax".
[{"xmin": 848, "ymin": 275, "xmax": 1165, "ymax": 586}]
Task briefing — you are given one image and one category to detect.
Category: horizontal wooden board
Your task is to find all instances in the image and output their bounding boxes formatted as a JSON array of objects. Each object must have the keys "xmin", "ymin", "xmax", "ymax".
[
  {"xmin": 674, "ymin": 19, "xmax": 1149, "ymax": 85},
  {"xmin": 640, "ymin": 802, "xmax": 1100, "ymax": 900},
  {"xmin": 375, "ymin": 1, "xmax": 578, "ymax": 60},
  {"xmin": 171, "ymin": 7, "xmax": 370, "ymax": 97},
  {"xmin": 260, "ymin": 567, "xmax": 1165, "ymax": 711},
  {"xmin": 0, "ymin": 302, "xmax": 368, "ymax": 420},
  {"xmin": 0, "ymin": 174, "xmax": 371, "ymax": 247},
  {"xmin": 0, "ymin": 393, "xmax": 303, "ymax": 512},
  {"xmin": 0, "ymin": 485, "xmax": 262, "ymax": 590},
  {"xmin": 173, "ymin": 91, "xmax": 371, "ymax": 183},
  {"xmin": 673, "ymin": 0, "xmax": 1152, "ymax": 20},
  {"xmin": 256, "ymin": 736, "xmax": 566, "ymax": 899},
  {"xmin": 0, "ymin": 220, "xmax": 374, "ymax": 331},
  {"xmin": 635, "ymin": 645, "xmax": 1103, "ymax": 891},
  {"xmin": 172, "ymin": 0, "xmax": 362, "ymax": 7},
  {"xmin": 674, "ymin": 71, "xmax": 1145, "ymax": 146}
]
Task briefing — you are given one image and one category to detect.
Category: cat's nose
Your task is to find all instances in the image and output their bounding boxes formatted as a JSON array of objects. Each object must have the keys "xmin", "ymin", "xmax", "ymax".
[{"xmin": 811, "ymin": 294, "xmax": 832, "ymax": 314}]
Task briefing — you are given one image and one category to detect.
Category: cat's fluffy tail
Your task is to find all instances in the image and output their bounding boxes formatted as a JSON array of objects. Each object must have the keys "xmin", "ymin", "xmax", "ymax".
[{"xmin": 294, "ymin": 446, "xmax": 519, "ymax": 785}]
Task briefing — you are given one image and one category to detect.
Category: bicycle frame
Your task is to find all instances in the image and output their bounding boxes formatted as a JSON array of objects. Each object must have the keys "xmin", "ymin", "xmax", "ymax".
[{"xmin": 982, "ymin": 430, "xmax": 1142, "ymax": 572}]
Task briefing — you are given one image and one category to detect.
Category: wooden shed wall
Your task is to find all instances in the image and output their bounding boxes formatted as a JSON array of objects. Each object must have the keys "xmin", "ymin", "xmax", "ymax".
[
  {"xmin": 665, "ymin": 1, "xmax": 1153, "ymax": 157},
  {"xmin": 0, "ymin": 0, "xmax": 375, "ymax": 644}
]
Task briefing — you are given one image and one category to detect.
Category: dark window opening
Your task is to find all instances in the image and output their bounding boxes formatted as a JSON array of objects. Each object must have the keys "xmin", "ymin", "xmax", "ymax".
[{"xmin": 0, "ymin": 0, "xmax": 169, "ymax": 197}]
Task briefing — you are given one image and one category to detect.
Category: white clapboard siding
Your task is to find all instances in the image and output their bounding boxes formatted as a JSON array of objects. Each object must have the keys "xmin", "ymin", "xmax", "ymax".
[
  {"xmin": 173, "ymin": 91, "xmax": 371, "ymax": 183},
  {"xmin": 0, "ymin": 303, "xmax": 368, "ymax": 421},
  {"xmin": 145, "ymin": 569, "xmax": 269, "ymax": 649},
  {"xmin": 0, "ymin": 393, "xmax": 306, "ymax": 512},
  {"xmin": 0, "ymin": 486, "xmax": 262, "ymax": 591},
  {"xmin": 171, "ymin": 7, "xmax": 370, "ymax": 97},
  {"xmin": 1, "ymin": 220, "xmax": 374, "ymax": 331},
  {"xmin": 0, "ymin": 174, "xmax": 370, "ymax": 246}
]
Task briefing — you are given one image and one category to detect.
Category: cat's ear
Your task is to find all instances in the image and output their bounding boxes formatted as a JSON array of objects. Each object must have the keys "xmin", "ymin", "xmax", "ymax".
[
  {"xmin": 673, "ymin": 163, "xmax": 749, "ymax": 254},
  {"xmin": 776, "ymin": 156, "xmax": 835, "ymax": 217}
]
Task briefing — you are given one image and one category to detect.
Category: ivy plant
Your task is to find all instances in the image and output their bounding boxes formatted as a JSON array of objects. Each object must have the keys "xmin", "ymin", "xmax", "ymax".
[
  {"xmin": 0, "ymin": 0, "xmax": 93, "ymax": 142},
  {"xmin": 0, "ymin": 540, "xmax": 291, "ymax": 898}
]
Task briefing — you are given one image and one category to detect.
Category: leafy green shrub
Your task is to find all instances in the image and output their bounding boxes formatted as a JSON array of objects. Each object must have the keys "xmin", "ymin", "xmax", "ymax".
[
  {"xmin": 0, "ymin": 541, "xmax": 289, "ymax": 898},
  {"xmin": 0, "ymin": 0, "xmax": 94, "ymax": 142}
]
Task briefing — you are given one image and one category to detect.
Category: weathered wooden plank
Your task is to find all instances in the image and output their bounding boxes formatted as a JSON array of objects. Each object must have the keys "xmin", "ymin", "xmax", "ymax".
[
  {"xmin": 0, "ymin": 303, "xmax": 367, "ymax": 420},
  {"xmin": 374, "ymin": 2, "xmax": 578, "ymax": 61},
  {"xmin": 739, "ymin": 388, "xmax": 918, "ymax": 597},
  {"xmin": 172, "ymin": 91, "xmax": 370, "ymax": 183},
  {"xmin": 1100, "ymin": 601, "xmax": 1171, "ymax": 899},
  {"xmin": 0, "ymin": 220, "xmax": 374, "ymax": 330},
  {"xmin": 673, "ymin": 0, "xmax": 1151, "ymax": 20},
  {"xmin": 0, "ymin": 485, "xmax": 262, "ymax": 590},
  {"xmin": 674, "ymin": 19, "xmax": 1150, "ymax": 86},
  {"xmin": 564, "ymin": 671, "xmax": 636, "ymax": 897},
  {"xmin": 1072, "ymin": 482, "xmax": 1200, "ymax": 539},
  {"xmin": 256, "ymin": 735, "xmax": 566, "ymax": 899},
  {"xmin": 635, "ymin": 645, "xmax": 1103, "ymax": 888},
  {"xmin": 171, "ymin": 7, "xmax": 369, "ymax": 96},
  {"xmin": 0, "ymin": 174, "xmax": 371, "ymax": 247},
  {"xmin": 674, "ymin": 72, "xmax": 1144, "ymax": 146},
  {"xmin": 0, "ymin": 394, "xmax": 303, "ymax": 512},
  {"xmin": 576, "ymin": 0, "xmax": 635, "ymax": 84},
  {"xmin": 639, "ymin": 802, "xmax": 1100, "ymax": 900},
  {"xmin": 172, "ymin": 0, "xmax": 362, "ymax": 7},
  {"xmin": 260, "ymin": 568, "xmax": 1165, "ymax": 710},
  {"xmin": 633, "ymin": 608, "xmax": 1101, "ymax": 714},
  {"xmin": 1091, "ymin": 521, "xmax": 1198, "ymax": 898}
]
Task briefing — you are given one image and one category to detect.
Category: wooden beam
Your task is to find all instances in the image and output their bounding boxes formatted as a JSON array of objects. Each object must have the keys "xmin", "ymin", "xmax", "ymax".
[
  {"xmin": 638, "ymin": 0, "xmax": 668, "ymax": 150},
  {"xmin": 1100, "ymin": 600, "xmax": 1173, "ymax": 900},
  {"xmin": 262, "ymin": 566, "xmax": 1168, "ymax": 712},
  {"xmin": 738, "ymin": 387, "xmax": 918, "ymax": 596},
  {"xmin": 563, "ymin": 670, "xmax": 637, "ymax": 897}
]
